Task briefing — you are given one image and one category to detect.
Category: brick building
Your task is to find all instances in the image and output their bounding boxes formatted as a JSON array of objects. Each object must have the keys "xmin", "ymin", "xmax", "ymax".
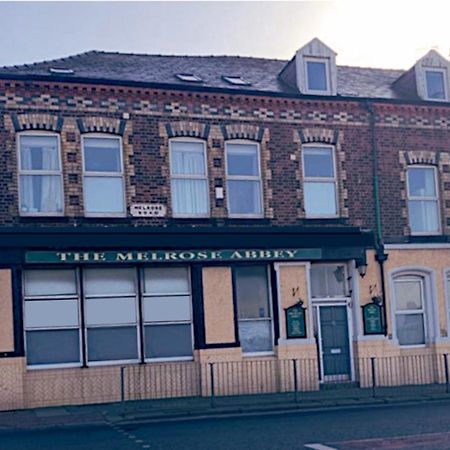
[{"xmin": 0, "ymin": 38, "xmax": 450, "ymax": 409}]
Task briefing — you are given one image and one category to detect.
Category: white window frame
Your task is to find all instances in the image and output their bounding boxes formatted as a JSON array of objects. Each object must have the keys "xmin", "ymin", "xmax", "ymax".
[
  {"xmin": 406, "ymin": 165, "xmax": 441, "ymax": 236},
  {"xmin": 17, "ymin": 131, "xmax": 64, "ymax": 217},
  {"xmin": 81, "ymin": 133, "xmax": 126, "ymax": 218},
  {"xmin": 234, "ymin": 265, "xmax": 275, "ymax": 357},
  {"xmin": 83, "ymin": 268, "xmax": 141, "ymax": 367},
  {"xmin": 169, "ymin": 137, "xmax": 210, "ymax": 218},
  {"xmin": 141, "ymin": 266, "xmax": 194, "ymax": 362},
  {"xmin": 225, "ymin": 140, "xmax": 264, "ymax": 219},
  {"xmin": 304, "ymin": 57, "xmax": 332, "ymax": 95},
  {"xmin": 302, "ymin": 144, "xmax": 339, "ymax": 218},
  {"xmin": 424, "ymin": 68, "xmax": 448, "ymax": 102},
  {"xmin": 309, "ymin": 263, "xmax": 350, "ymax": 300},
  {"xmin": 23, "ymin": 269, "xmax": 82, "ymax": 370},
  {"xmin": 392, "ymin": 275, "xmax": 427, "ymax": 348}
]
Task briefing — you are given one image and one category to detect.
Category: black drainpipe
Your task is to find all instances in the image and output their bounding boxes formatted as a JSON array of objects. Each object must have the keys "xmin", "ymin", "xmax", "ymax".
[{"xmin": 364, "ymin": 101, "xmax": 388, "ymax": 336}]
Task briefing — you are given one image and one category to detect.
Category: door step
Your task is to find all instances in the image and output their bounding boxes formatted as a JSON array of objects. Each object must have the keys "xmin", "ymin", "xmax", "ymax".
[{"xmin": 320, "ymin": 381, "xmax": 359, "ymax": 390}]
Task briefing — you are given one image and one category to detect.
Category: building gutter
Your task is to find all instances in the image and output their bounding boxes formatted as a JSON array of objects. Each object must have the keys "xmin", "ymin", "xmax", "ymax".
[{"xmin": 364, "ymin": 100, "xmax": 389, "ymax": 336}]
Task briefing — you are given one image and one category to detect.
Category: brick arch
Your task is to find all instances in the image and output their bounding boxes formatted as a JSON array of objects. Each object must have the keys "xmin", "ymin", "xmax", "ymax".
[
  {"xmin": 221, "ymin": 124, "xmax": 264, "ymax": 141},
  {"xmin": 165, "ymin": 121, "xmax": 210, "ymax": 139},
  {"xmin": 77, "ymin": 117, "xmax": 126, "ymax": 135},
  {"xmin": 298, "ymin": 127, "xmax": 339, "ymax": 144},
  {"xmin": 403, "ymin": 150, "xmax": 437, "ymax": 165},
  {"xmin": 11, "ymin": 113, "xmax": 63, "ymax": 132}
]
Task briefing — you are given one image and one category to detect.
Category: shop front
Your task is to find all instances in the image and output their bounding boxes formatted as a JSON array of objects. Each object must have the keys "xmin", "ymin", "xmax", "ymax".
[{"xmin": 0, "ymin": 226, "xmax": 374, "ymax": 409}]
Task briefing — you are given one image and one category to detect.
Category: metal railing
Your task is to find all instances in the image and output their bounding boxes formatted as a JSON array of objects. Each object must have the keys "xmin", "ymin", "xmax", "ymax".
[{"xmin": 1, "ymin": 354, "xmax": 449, "ymax": 411}]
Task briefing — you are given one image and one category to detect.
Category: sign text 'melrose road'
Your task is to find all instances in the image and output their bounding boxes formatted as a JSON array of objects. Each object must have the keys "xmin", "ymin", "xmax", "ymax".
[{"xmin": 25, "ymin": 248, "xmax": 322, "ymax": 264}]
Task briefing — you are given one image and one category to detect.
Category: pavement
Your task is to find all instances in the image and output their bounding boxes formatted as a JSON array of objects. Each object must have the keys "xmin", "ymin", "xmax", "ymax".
[
  {"xmin": 3, "ymin": 401, "xmax": 450, "ymax": 449},
  {"xmin": 1, "ymin": 386, "xmax": 450, "ymax": 431}
]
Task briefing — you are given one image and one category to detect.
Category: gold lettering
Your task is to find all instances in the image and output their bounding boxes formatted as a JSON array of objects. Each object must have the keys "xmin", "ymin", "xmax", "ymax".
[
  {"xmin": 57, "ymin": 252, "xmax": 70, "ymax": 262},
  {"xmin": 150, "ymin": 252, "xmax": 160, "ymax": 261},
  {"xmin": 164, "ymin": 252, "xmax": 178, "ymax": 260},
  {"xmin": 179, "ymin": 251, "xmax": 196, "ymax": 260},
  {"xmin": 73, "ymin": 252, "xmax": 91, "ymax": 262},
  {"xmin": 116, "ymin": 252, "xmax": 134, "ymax": 262},
  {"xmin": 93, "ymin": 252, "xmax": 106, "ymax": 261},
  {"xmin": 210, "ymin": 251, "xmax": 222, "ymax": 259},
  {"xmin": 196, "ymin": 251, "xmax": 208, "ymax": 259},
  {"xmin": 137, "ymin": 252, "xmax": 149, "ymax": 261}
]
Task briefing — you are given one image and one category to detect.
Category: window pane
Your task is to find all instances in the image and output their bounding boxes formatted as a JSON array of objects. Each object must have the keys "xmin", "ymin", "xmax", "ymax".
[
  {"xmin": 311, "ymin": 265, "xmax": 346, "ymax": 298},
  {"xmin": 226, "ymin": 144, "xmax": 259, "ymax": 176},
  {"xmin": 87, "ymin": 326, "xmax": 138, "ymax": 362},
  {"xmin": 228, "ymin": 180, "xmax": 262, "ymax": 215},
  {"xmin": 26, "ymin": 329, "xmax": 80, "ymax": 365},
  {"xmin": 426, "ymin": 70, "xmax": 446, "ymax": 99},
  {"xmin": 395, "ymin": 279, "xmax": 423, "ymax": 311},
  {"xmin": 145, "ymin": 323, "xmax": 192, "ymax": 359},
  {"xmin": 171, "ymin": 141, "xmax": 205, "ymax": 175},
  {"xmin": 143, "ymin": 267, "xmax": 189, "ymax": 294},
  {"xmin": 396, "ymin": 314, "xmax": 425, "ymax": 345},
  {"xmin": 171, "ymin": 179, "xmax": 208, "ymax": 215},
  {"xmin": 84, "ymin": 176, "xmax": 124, "ymax": 214},
  {"xmin": 25, "ymin": 299, "xmax": 79, "ymax": 328},
  {"xmin": 84, "ymin": 137, "xmax": 121, "ymax": 172},
  {"xmin": 235, "ymin": 266, "xmax": 270, "ymax": 319},
  {"xmin": 24, "ymin": 270, "xmax": 77, "ymax": 297},
  {"xmin": 85, "ymin": 297, "xmax": 137, "ymax": 326},
  {"xmin": 304, "ymin": 182, "xmax": 337, "ymax": 216},
  {"xmin": 407, "ymin": 168, "xmax": 436, "ymax": 197},
  {"xmin": 303, "ymin": 147, "xmax": 334, "ymax": 178},
  {"xmin": 20, "ymin": 135, "xmax": 60, "ymax": 171},
  {"xmin": 84, "ymin": 268, "xmax": 136, "ymax": 296},
  {"xmin": 144, "ymin": 296, "xmax": 191, "ymax": 322},
  {"xmin": 20, "ymin": 175, "xmax": 63, "ymax": 213},
  {"xmin": 408, "ymin": 200, "xmax": 439, "ymax": 233},
  {"xmin": 238, "ymin": 320, "xmax": 272, "ymax": 353},
  {"xmin": 306, "ymin": 61, "xmax": 328, "ymax": 91}
]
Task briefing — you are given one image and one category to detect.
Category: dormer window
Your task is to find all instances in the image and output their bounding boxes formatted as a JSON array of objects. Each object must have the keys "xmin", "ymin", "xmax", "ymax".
[
  {"xmin": 425, "ymin": 69, "xmax": 447, "ymax": 100},
  {"xmin": 284, "ymin": 38, "xmax": 337, "ymax": 96},
  {"xmin": 305, "ymin": 57, "xmax": 330, "ymax": 94}
]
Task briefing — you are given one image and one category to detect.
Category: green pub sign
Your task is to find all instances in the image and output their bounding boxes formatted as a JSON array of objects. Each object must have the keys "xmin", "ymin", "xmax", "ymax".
[
  {"xmin": 25, "ymin": 248, "xmax": 322, "ymax": 264},
  {"xmin": 362, "ymin": 302, "xmax": 384, "ymax": 335},
  {"xmin": 285, "ymin": 302, "xmax": 307, "ymax": 339}
]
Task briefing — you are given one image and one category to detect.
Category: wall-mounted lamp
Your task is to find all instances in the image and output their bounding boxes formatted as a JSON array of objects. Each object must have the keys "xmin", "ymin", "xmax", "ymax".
[{"xmin": 356, "ymin": 259, "xmax": 368, "ymax": 278}]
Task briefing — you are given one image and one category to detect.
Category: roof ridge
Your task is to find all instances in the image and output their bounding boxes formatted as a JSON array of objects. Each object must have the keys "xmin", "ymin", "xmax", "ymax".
[
  {"xmin": 93, "ymin": 49, "xmax": 288, "ymax": 62},
  {"xmin": 0, "ymin": 50, "xmax": 98, "ymax": 71}
]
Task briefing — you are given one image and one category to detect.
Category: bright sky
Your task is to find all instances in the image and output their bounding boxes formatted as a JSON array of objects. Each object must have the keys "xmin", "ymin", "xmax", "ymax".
[{"xmin": 0, "ymin": 1, "xmax": 449, "ymax": 70}]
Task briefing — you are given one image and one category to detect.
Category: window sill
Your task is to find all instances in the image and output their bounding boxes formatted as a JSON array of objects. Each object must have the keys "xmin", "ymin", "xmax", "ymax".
[
  {"xmin": 27, "ymin": 363, "xmax": 82, "ymax": 371},
  {"xmin": 242, "ymin": 351, "xmax": 275, "ymax": 358}
]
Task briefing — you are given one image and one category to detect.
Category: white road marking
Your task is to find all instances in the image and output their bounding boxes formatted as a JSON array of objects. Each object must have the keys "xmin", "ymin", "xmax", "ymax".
[{"xmin": 304, "ymin": 444, "xmax": 337, "ymax": 450}]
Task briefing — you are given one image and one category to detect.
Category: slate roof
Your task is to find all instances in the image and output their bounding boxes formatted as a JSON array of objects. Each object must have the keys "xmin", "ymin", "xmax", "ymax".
[{"xmin": 0, "ymin": 50, "xmax": 410, "ymax": 101}]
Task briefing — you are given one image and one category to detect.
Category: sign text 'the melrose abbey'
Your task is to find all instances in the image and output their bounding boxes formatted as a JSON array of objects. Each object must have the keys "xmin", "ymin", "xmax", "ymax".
[{"xmin": 25, "ymin": 248, "xmax": 323, "ymax": 264}]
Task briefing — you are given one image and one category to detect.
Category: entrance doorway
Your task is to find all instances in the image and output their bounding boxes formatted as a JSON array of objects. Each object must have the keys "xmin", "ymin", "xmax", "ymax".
[{"xmin": 316, "ymin": 304, "xmax": 352, "ymax": 382}]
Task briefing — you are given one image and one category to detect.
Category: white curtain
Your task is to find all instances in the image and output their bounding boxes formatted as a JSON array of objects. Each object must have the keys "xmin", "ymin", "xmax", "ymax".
[
  {"xmin": 171, "ymin": 141, "xmax": 207, "ymax": 214},
  {"xmin": 171, "ymin": 142, "xmax": 205, "ymax": 175},
  {"xmin": 172, "ymin": 179, "xmax": 208, "ymax": 214},
  {"xmin": 20, "ymin": 138, "xmax": 61, "ymax": 213}
]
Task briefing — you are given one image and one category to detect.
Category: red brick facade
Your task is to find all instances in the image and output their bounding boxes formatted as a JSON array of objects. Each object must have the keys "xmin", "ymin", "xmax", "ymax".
[{"xmin": 1, "ymin": 79, "xmax": 450, "ymax": 240}]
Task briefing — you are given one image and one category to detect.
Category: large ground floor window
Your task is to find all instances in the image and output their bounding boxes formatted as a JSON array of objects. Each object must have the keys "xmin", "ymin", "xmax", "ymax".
[
  {"xmin": 24, "ymin": 266, "xmax": 194, "ymax": 368},
  {"xmin": 233, "ymin": 265, "xmax": 273, "ymax": 354}
]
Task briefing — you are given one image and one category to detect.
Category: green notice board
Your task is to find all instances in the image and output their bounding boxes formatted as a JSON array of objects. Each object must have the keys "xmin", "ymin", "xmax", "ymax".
[
  {"xmin": 362, "ymin": 303, "xmax": 384, "ymax": 335},
  {"xmin": 285, "ymin": 303, "xmax": 307, "ymax": 339}
]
